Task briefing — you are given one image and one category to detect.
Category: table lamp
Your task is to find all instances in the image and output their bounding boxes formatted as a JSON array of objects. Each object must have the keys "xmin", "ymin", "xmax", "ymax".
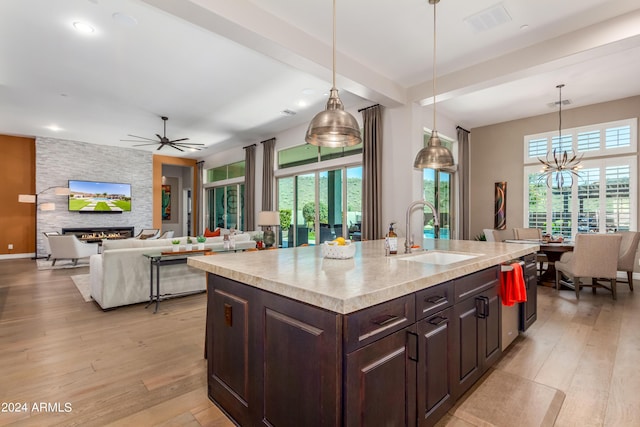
[{"xmin": 257, "ymin": 211, "xmax": 280, "ymax": 248}]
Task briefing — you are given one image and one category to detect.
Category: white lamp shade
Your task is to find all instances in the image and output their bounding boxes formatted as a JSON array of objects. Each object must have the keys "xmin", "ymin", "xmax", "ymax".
[
  {"xmin": 257, "ymin": 211, "xmax": 280, "ymax": 226},
  {"xmin": 18, "ymin": 194, "xmax": 36, "ymax": 203},
  {"xmin": 40, "ymin": 202, "xmax": 56, "ymax": 211},
  {"xmin": 54, "ymin": 187, "xmax": 71, "ymax": 196}
]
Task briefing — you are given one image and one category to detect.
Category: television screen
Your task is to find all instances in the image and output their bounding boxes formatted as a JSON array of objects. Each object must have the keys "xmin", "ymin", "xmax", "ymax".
[{"xmin": 68, "ymin": 180, "xmax": 132, "ymax": 212}]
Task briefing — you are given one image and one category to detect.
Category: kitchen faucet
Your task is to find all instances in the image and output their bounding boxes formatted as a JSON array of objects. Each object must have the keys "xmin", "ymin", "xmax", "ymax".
[{"xmin": 405, "ymin": 199, "xmax": 439, "ymax": 253}]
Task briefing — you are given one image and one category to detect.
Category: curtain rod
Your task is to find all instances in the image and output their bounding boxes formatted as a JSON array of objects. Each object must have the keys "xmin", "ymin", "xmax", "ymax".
[
  {"xmin": 456, "ymin": 125, "xmax": 470, "ymax": 134},
  {"xmin": 260, "ymin": 138, "xmax": 275, "ymax": 144},
  {"xmin": 358, "ymin": 104, "xmax": 380, "ymax": 113},
  {"xmin": 242, "ymin": 143, "xmax": 256, "ymax": 149}
]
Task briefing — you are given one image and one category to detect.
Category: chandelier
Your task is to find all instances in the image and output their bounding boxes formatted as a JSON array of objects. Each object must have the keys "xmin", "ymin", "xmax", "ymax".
[{"xmin": 538, "ymin": 84, "xmax": 582, "ymax": 188}]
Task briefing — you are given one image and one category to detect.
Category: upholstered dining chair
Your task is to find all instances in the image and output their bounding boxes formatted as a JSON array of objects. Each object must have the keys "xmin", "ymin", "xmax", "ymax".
[
  {"xmin": 483, "ymin": 228, "xmax": 514, "ymax": 242},
  {"xmin": 513, "ymin": 228, "xmax": 547, "ymax": 275},
  {"xmin": 555, "ymin": 233, "xmax": 622, "ymax": 300},
  {"xmin": 616, "ymin": 231, "xmax": 640, "ymax": 291}
]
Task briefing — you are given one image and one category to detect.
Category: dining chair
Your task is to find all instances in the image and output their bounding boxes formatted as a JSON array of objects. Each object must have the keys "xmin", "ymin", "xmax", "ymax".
[
  {"xmin": 555, "ymin": 233, "xmax": 622, "ymax": 300},
  {"xmin": 513, "ymin": 228, "xmax": 547, "ymax": 275},
  {"xmin": 616, "ymin": 231, "xmax": 640, "ymax": 291},
  {"xmin": 483, "ymin": 228, "xmax": 514, "ymax": 242}
]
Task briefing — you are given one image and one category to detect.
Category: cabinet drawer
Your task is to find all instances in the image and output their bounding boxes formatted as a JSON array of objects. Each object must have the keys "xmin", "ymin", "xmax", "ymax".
[
  {"xmin": 454, "ymin": 267, "xmax": 499, "ymax": 302},
  {"xmin": 416, "ymin": 281, "xmax": 453, "ymax": 320},
  {"xmin": 344, "ymin": 294, "xmax": 415, "ymax": 353}
]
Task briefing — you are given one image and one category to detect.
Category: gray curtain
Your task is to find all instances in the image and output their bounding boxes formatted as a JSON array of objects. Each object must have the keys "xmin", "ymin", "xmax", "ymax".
[
  {"xmin": 361, "ymin": 105, "xmax": 383, "ymax": 240},
  {"xmin": 244, "ymin": 144, "xmax": 256, "ymax": 231},
  {"xmin": 196, "ymin": 160, "xmax": 204, "ymax": 235},
  {"xmin": 457, "ymin": 126, "xmax": 470, "ymax": 240},
  {"xmin": 261, "ymin": 138, "xmax": 276, "ymax": 211}
]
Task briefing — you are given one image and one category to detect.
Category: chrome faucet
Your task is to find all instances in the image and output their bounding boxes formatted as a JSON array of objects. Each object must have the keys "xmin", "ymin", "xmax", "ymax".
[{"xmin": 405, "ymin": 199, "xmax": 439, "ymax": 253}]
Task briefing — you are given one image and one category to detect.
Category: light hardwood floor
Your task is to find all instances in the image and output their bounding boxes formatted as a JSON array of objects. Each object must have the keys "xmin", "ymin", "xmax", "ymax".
[{"xmin": 0, "ymin": 259, "xmax": 638, "ymax": 426}]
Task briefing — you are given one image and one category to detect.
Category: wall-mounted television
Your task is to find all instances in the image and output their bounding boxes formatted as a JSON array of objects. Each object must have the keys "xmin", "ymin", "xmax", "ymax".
[{"xmin": 68, "ymin": 180, "xmax": 132, "ymax": 213}]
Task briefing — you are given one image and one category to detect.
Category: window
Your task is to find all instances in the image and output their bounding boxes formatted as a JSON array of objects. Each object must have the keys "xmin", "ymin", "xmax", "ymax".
[
  {"xmin": 277, "ymin": 166, "xmax": 362, "ymax": 247},
  {"xmin": 206, "ymin": 184, "xmax": 245, "ymax": 231},
  {"xmin": 524, "ymin": 119, "xmax": 637, "ymax": 237},
  {"xmin": 278, "ymin": 143, "xmax": 362, "ymax": 169},
  {"xmin": 423, "ymin": 131, "xmax": 455, "ymax": 240},
  {"xmin": 206, "ymin": 161, "xmax": 245, "ymax": 183}
]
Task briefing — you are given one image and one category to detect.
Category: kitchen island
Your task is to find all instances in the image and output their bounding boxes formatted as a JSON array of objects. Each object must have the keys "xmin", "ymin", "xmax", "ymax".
[{"xmin": 188, "ymin": 239, "xmax": 538, "ymax": 427}]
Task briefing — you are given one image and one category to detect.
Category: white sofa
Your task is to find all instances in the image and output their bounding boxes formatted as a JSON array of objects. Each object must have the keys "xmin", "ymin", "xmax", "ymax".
[{"xmin": 89, "ymin": 233, "xmax": 256, "ymax": 309}]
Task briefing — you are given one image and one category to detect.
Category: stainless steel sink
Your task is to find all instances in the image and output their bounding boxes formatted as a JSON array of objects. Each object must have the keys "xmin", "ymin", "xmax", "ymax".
[{"xmin": 399, "ymin": 251, "xmax": 483, "ymax": 265}]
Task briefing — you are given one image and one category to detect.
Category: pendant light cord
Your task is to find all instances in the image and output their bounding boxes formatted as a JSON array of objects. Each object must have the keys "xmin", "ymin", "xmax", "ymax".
[
  {"xmin": 332, "ymin": 0, "xmax": 336, "ymax": 90},
  {"xmin": 432, "ymin": 0, "xmax": 437, "ymax": 132},
  {"xmin": 558, "ymin": 84, "xmax": 563, "ymax": 149}
]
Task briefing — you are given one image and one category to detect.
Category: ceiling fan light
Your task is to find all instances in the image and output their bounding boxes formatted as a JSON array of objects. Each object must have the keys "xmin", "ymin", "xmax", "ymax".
[
  {"xmin": 414, "ymin": 131, "xmax": 454, "ymax": 169},
  {"xmin": 305, "ymin": 89, "xmax": 361, "ymax": 147}
]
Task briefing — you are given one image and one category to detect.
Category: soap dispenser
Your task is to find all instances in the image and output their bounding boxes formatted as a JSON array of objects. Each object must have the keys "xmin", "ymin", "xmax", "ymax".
[{"xmin": 386, "ymin": 222, "xmax": 398, "ymax": 255}]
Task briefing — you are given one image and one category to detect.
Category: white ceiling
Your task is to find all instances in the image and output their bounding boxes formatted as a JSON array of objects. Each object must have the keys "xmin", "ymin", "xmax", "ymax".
[{"xmin": 1, "ymin": 0, "xmax": 640, "ymax": 159}]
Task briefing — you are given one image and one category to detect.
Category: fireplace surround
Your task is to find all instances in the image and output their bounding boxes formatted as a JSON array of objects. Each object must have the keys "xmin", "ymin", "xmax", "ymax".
[{"xmin": 62, "ymin": 227, "xmax": 135, "ymax": 243}]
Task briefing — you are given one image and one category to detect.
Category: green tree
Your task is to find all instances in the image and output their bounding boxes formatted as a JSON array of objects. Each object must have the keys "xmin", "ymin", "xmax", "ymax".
[{"xmin": 302, "ymin": 202, "xmax": 328, "ymax": 227}]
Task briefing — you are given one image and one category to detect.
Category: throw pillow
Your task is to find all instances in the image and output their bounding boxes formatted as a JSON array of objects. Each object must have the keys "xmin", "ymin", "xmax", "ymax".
[{"xmin": 204, "ymin": 228, "xmax": 221, "ymax": 237}]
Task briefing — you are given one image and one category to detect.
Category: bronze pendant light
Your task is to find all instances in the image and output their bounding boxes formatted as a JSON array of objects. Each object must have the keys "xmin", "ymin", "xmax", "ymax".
[
  {"xmin": 305, "ymin": 0, "xmax": 362, "ymax": 147},
  {"xmin": 414, "ymin": 0, "xmax": 454, "ymax": 169}
]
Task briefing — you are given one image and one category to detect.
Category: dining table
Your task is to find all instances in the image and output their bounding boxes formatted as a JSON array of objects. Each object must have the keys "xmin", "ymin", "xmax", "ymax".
[{"xmin": 504, "ymin": 239, "xmax": 574, "ymax": 286}]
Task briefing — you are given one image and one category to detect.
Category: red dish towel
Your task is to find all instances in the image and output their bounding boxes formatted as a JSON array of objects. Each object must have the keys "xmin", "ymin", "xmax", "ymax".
[{"xmin": 500, "ymin": 263, "xmax": 527, "ymax": 306}]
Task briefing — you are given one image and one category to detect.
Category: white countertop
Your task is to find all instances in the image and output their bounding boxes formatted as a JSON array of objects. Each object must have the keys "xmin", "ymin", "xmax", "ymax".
[{"xmin": 187, "ymin": 239, "xmax": 538, "ymax": 314}]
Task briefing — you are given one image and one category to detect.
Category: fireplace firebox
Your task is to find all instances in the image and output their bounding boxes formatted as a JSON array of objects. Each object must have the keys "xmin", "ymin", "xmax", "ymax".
[{"xmin": 62, "ymin": 227, "xmax": 135, "ymax": 243}]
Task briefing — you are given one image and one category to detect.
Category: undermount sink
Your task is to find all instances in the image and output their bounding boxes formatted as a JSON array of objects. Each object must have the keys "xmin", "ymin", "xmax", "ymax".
[{"xmin": 399, "ymin": 251, "xmax": 483, "ymax": 265}]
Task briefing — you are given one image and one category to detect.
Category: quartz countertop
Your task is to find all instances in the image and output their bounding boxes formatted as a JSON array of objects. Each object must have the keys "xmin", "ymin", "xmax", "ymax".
[{"xmin": 187, "ymin": 239, "xmax": 538, "ymax": 314}]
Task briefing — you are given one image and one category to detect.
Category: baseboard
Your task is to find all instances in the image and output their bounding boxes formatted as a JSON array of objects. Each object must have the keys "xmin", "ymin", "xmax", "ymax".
[{"xmin": 0, "ymin": 253, "xmax": 34, "ymax": 260}]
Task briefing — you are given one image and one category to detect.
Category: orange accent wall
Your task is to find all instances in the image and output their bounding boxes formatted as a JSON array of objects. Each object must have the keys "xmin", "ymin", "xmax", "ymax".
[
  {"xmin": 1, "ymin": 135, "xmax": 36, "ymax": 254},
  {"xmin": 153, "ymin": 155, "xmax": 198, "ymax": 234}
]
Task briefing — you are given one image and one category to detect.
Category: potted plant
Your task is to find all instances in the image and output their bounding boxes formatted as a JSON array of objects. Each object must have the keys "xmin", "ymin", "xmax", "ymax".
[
  {"xmin": 185, "ymin": 237, "xmax": 193, "ymax": 251},
  {"xmin": 252, "ymin": 231, "xmax": 264, "ymax": 250},
  {"xmin": 196, "ymin": 235, "xmax": 206, "ymax": 250},
  {"xmin": 171, "ymin": 239, "xmax": 180, "ymax": 252}
]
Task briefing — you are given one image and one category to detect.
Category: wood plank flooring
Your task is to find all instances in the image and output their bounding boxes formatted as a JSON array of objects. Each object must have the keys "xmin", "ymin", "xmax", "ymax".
[{"xmin": 1, "ymin": 259, "xmax": 638, "ymax": 426}]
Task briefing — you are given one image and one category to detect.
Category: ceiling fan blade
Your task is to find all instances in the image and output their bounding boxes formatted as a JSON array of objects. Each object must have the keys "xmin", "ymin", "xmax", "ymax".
[
  {"xmin": 156, "ymin": 144, "xmax": 164, "ymax": 151},
  {"xmin": 169, "ymin": 144, "xmax": 185, "ymax": 152},
  {"xmin": 132, "ymin": 143, "xmax": 162, "ymax": 147},
  {"xmin": 168, "ymin": 138, "xmax": 189, "ymax": 143},
  {"xmin": 156, "ymin": 134, "xmax": 163, "ymax": 140},
  {"xmin": 173, "ymin": 145, "xmax": 201, "ymax": 150},
  {"xmin": 173, "ymin": 142, "xmax": 205, "ymax": 146},
  {"xmin": 125, "ymin": 134, "xmax": 158, "ymax": 142}
]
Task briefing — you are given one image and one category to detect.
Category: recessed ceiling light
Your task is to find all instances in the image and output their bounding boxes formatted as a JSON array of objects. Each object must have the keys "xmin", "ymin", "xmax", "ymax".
[
  {"xmin": 297, "ymin": 100, "xmax": 308, "ymax": 108},
  {"xmin": 73, "ymin": 21, "xmax": 95, "ymax": 34},
  {"xmin": 112, "ymin": 12, "xmax": 137, "ymax": 27}
]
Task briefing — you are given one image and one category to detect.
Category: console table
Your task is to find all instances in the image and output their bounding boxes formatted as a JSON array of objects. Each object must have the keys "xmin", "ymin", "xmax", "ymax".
[{"xmin": 143, "ymin": 250, "xmax": 212, "ymax": 313}]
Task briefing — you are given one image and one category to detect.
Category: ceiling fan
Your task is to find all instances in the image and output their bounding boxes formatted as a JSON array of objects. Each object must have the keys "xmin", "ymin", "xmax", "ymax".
[{"xmin": 121, "ymin": 116, "xmax": 204, "ymax": 152}]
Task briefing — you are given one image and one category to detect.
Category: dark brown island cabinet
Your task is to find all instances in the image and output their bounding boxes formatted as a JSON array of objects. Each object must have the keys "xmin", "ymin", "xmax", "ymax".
[{"xmin": 206, "ymin": 255, "xmax": 537, "ymax": 427}]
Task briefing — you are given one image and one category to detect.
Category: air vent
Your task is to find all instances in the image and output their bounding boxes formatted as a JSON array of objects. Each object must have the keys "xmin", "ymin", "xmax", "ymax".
[
  {"xmin": 547, "ymin": 99, "xmax": 571, "ymax": 108},
  {"xmin": 464, "ymin": 3, "xmax": 512, "ymax": 33},
  {"xmin": 280, "ymin": 109, "xmax": 297, "ymax": 116}
]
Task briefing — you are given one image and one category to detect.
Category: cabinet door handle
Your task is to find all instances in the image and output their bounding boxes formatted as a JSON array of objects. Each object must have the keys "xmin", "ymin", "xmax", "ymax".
[
  {"xmin": 475, "ymin": 297, "xmax": 486, "ymax": 319},
  {"xmin": 425, "ymin": 295, "xmax": 446, "ymax": 304},
  {"xmin": 407, "ymin": 331, "xmax": 418, "ymax": 362},
  {"xmin": 428, "ymin": 315, "xmax": 448, "ymax": 326},
  {"xmin": 224, "ymin": 303, "xmax": 233, "ymax": 327},
  {"xmin": 482, "ymin": 296, "xmax": 490, "ymax": 318},
  {"xmin": 371, "ymin": 314, "xmax": 400, "ymax": 326}
]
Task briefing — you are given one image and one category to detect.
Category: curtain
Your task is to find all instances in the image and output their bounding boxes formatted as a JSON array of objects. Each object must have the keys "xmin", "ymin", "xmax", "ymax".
[
  {"xmin": 196, "ymin": 160, "xmax": 204, "ymax": 235},
  {"xmin": 456, "ymin": 126, "xmax": 470, "ymax": 240},
  {"xmin": 361, "ymin": 105, "xmax": 383, "ymax": 240},
  {"xmin": 244, "ymin": 144, "xmax": 256, "ymax": 231},
  {"xmin": 261, "ymin": 138, "xmax": 276, "ymax": 211}
]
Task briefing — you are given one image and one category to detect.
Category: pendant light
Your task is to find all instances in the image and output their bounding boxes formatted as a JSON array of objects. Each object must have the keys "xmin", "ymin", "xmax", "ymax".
[
  {"xmin": 414, "ymin": 0, "xmax": 454, "ymax": 169},
  {"xmin": 305, "ymin": 0, "xmax": 362, "ymax": 148},
  {"xmin": 537, "ymin": 84, "xmax": 582, "ymax": 188}
]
